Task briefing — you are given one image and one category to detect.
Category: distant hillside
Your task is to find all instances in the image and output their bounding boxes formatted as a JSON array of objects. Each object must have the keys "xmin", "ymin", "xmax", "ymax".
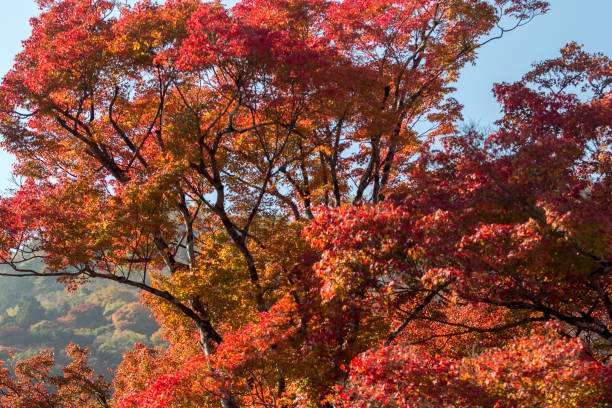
[{"xmin": 0, "ymin": 264, "xmax": 161, "ymax": 376}]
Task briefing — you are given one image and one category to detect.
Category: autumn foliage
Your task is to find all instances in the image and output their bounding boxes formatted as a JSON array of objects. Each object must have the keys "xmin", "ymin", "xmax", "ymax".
[
  {"xmin": 0, "ymin": 0, "xmax": 610, "ymax": 407},
  {"xmin": 0, "ymin": 344, "xmax": 111, "ymax": 408}
]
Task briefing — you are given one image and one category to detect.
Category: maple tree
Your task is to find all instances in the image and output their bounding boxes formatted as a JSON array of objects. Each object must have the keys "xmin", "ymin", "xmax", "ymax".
[
  {"xmin": 0, "ymin": 0, "xmax": 610, "ymax": 407},
  {"xmin": 0, "ymin": 343, "xmax": 111, "ymax": 407}
]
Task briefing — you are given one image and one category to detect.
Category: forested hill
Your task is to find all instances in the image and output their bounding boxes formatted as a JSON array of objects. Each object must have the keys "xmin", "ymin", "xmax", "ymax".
[{"xmin": 0, "ymin": 264, "xmax": 161, "ymax": 376}]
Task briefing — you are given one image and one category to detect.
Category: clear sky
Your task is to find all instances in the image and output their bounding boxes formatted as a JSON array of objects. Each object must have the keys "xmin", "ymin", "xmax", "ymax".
[{"xmin": 0, "ymin": 1, "xmax": 611, "ymax": 191}]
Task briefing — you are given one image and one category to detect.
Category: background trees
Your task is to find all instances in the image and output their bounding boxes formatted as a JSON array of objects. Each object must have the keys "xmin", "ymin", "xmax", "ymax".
[
  {"xmin": 0, "ymin": 0, "xmax": 610, "ymax": 407},
  {"xmin": 0, "ymin": 271, "xmax": 160, "ymax": 379}
]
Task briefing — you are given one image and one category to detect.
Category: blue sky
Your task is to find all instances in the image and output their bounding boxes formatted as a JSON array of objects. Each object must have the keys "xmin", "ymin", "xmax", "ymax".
[{"xmin": 0, "ymin": 1, "xmax": 611, "ymax": 191}]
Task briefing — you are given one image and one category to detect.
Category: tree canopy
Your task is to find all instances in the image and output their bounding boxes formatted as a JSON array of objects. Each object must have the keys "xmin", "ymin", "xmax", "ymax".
[{"xmin": 0, "ymin": 0, "xmax": 610, "ymax": 407}]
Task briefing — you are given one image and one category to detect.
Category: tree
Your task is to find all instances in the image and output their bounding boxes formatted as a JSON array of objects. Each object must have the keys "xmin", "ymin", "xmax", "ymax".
[
  {"xmin": 14, "ymin": 296, "xmax": 47, "ymax": 329},
  {"xmin": 57, "ymin": 303, "xmax": 105, "ymax": 329},
  {"xmin": 110, "ymin": 302, "xmax": 158, "ymax": 334},
  {"xmin": 0, "ymin": 0, "xmax": 548, "ymax": 344},
  {"xmin": 0, "ymin": 343, "xmax": 111, "ymax": 408},
  {"xmin": 2, "ymin": 0, "xmax": 610, "ymax": 407}
]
